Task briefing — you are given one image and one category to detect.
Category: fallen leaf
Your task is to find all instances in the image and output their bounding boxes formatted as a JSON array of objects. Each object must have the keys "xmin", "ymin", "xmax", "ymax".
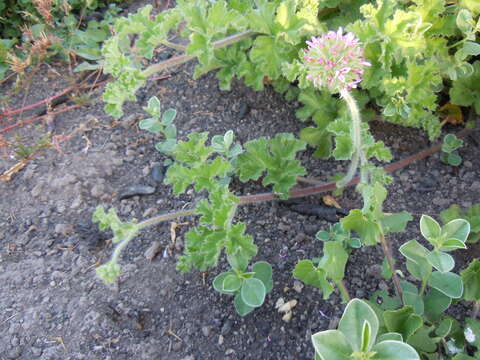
[
  {"xmin": 322, "ymin": 195, "xmax": 341, "ymax": 209},
  {"xmin": 0, "ymin": 160, "xmax": 27, "ymax": 182},
  {"xmin": 440, "ymin": 103, "xmax": 463, "ymax": 125}
]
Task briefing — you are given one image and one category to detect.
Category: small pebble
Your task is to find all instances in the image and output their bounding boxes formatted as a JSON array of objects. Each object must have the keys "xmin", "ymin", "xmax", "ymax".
[
  {"xmin": 144, "ymin": 241, "xmax": 162, "ymax": 261},
  {"xmin": 151, "ymin": 164, "xmax": 165, "ymax": 183},
  {"xmin": 119, "ymin": 185, "xmax": 156, "ymax": 200},
  {"xmin": 221, "ymin": 319, "xmax": 232, "ymax": 335},
  {"xmin": 201, "ymin": 326, "xmax": 211, "ymax": 337},
  {"xmin": 293, "ymin": 281, "xmax": 304, "ymax": 294}
]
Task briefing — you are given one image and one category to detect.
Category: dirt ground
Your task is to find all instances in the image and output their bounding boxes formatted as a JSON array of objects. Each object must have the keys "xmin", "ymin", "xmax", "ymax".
[{"xmin": 0, "ymin": 5, "xmax": 479, "ymax": 359}]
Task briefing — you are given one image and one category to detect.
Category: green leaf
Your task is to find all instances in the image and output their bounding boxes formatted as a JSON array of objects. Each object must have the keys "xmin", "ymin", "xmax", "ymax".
[
  {"xmin": 240, "ymin": 277, "xmax": 266, "ymax": 307},
  {"xmin": 92, "ymin": 206, "xmax": 139, "ymax": 244},
  {"xmin": 223, "ymin": 274, "xmax": 242, "ymax": 292},
  {"xmin": 249, "ymin": 35, "xmax": 296, "ymax": 80},
  {"xmin": 156, "ymin": 139, "xmax": 177, "ymax": 154},
  {"xmin": 311, "ymin": 330, "xmax": 353, "ymax": 360},
  {"xmin": 441, "ymin": 218, "xmax": 470, "ymax": 244},
  {"xmin": 406, "ymin": 326, "xmax": 437, "ymax": 353},
  {"xmin": 462, "ymin": 41, "xmax": 480, "ymax": 56},
  {"xmin": 74, "ymin": 61, "xmax": 103, "ymax": 72},
  {"xmin": 252, "ymin": 261, "xmax": 273, "ymax": 293},
  {"xmin": 236, "ymin": 133, "xmax": 306, "ymax": 199},
  {"xmin": 319, "ymin": 241, "xmax": 349, "ymax": 281},
  {"xmin": 426, "ymin": 251, "xmax": 454, "ymax": 273},
  {"xmin": 139, "ymin": 118, "xmax": 163, "ymax": 133},
  {"xmin": 361, "ymin": 321, "xmax": 372, "ymax": 352},
  {"xmin": 341, "ymin": 209, "xmax": 380, "ymax": 246},
  {"xmin": 162, "ymin": 109, "xmax": 177, "ymax": 125},
  {"xmin": 371, "ymin": 340, "xmax": 420, "ymax": 360},
  {"xmin": 179, "ymin": 226, "xmax": 225, "ymax": 272},
  {"xmin": 456, "ymin": 9, "xmax": 474, "ymax": 34},
  {"xmin": 96, "ymin": 261, "xmax": 121, "ymax": 284},
  {"xmin": 447, "ymin": 152, "xmax": 462, "ymax": 166},
  {"xmin": 461, "ymin": 259, "xmax": 480, "ymax": 301},
  {"xmin": 377, "ymin": 333, "xmax": 403, "ymax": 342},
  {"xmin": 316, "ymin": 231, "xmax": 330, "ymax": 242},
  {"xmin": 450, "ymin": 61, "xmax": 480, "ymax": 115},
  {"xmin": 420, "ymin": 215, "xmax": 441, "ymax": 240},
  {"xmin": 400, "ymin": 282, "xmax": 424, "ymax": 315},
  {"xmin": 381, "ymin": 211, "xmax": 413, "ymax": 233},
  {"xmin": 338, "ymin": 299, "xmax": 379, "ymax": 352},
  {"xmin": 443, "ymin": 134, "xmax": 464, "ymax": 152},
  {"xmin": 293, "ymin": 260, "xmax": 334, "ymax": 299},
  {"xmin": 428, "ymin": 271, "xmax": 463, "ymax": 299},
  {"xmin": 440, "ymin": 238, "xmax": 467, "ymax": 251},
  {"xmin": 423, "ymin": 289, "xmax": 451, "ymax": 322},
  {"xmin": 383, "ymin": 306, "xmax": 423, "ymax": 341},
  {"xmin": 213, "ymin": 271, "xmax": 236, "ymax": 295},
  {"xmin": 370, "ymin": 290, "xmax": 402, "ymax": 311},
  {"xmin": 435, "ymin": 318, "xmax": 453, "ymax": 338},
  {"xmin": 440, "ymin": 204, "xmax": 480, "ymax": 243},
  {"xmin": 225, "ymin": 223, "xmax": 257, "ymax": 272},
  {"xmin": 452, "ymin": 354, "xmax": 477, "ymax": 360},
  {"xmin": 399, "ymin": 240, "xmax": 432, "ymax": 282},
  {"xmin": 234, "ymin": 292, "xmax": 254, "ymax": 316}
]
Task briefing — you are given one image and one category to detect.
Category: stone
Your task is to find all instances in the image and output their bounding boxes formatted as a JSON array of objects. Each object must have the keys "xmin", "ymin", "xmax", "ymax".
[
  {"xmin": 90, "ymin": 184, "xmax": 105, "ymax": 198},
  {"xmin": 54, "ymin": 223, "xmax": 74, "ymax": 236}
]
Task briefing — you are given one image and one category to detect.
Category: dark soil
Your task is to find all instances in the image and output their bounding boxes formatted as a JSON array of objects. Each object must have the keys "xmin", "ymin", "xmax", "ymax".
[{"xmin": 1, "ymin": 7, "xmax": 479, "ymax": 360}]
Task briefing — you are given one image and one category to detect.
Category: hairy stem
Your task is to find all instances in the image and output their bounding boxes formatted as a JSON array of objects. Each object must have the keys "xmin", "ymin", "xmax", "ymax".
[
  {"xmin": 337, "ymin": 89, "xmax": 363, "ymax": 187},
  {"xmin": 143, "ymin": 31, "xmax": 255, "ymax": 77},
  {"xmin": 138, "ymin": 208, "xmax": 197, "ymax": 229},
  {"xmin": 379, "ymin": 232, "xmax": 404, "ymax": 304}
]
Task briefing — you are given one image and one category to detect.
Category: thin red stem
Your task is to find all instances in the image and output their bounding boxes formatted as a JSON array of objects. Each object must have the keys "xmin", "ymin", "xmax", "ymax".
[{"xmin": 239, "ymin": 127, "xmax": 473, "ymax": 204}]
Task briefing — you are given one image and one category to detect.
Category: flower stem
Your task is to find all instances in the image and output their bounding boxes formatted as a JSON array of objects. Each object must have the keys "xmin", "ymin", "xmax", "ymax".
[{"xmin": 337, "ymin": 89, "xmax": 363, "ymax": 187}]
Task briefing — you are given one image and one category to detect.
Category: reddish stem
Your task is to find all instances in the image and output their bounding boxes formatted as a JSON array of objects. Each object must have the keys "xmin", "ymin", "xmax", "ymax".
[
  {"xmin": 239, "ymin": 127, "xmax": 473, "ymax": 204},
  {"xmin": 0, "ymin": 70, "xmax": 99, "ymax": 120},
  {"xmin": 0, "ymin": 75, "xmax": 171, "ymax": 135},
  {"xmin": 0, "ymin": 104, "xmax": 82, "ymax": 134}
]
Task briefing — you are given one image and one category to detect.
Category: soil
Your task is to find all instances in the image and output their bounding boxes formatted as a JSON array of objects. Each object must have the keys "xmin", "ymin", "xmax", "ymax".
[{"xmin": 0, "ymin": 4, "xmax": 479, "ymax": 359}]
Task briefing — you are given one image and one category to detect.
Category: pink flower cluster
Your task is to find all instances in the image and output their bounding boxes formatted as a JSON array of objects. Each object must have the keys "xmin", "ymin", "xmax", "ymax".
[{"xmin": 302, "ymin": 28, "xmax": 371, "ymax": 93}]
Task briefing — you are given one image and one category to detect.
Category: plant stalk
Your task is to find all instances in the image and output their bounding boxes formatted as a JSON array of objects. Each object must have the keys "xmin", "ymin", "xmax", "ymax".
[
  {"xmin": 335, "ymin": 280, "xmax": 351, "ymax": 303},
  {"xmin": 138, "ymin": 208, "xmax": 197, "ymax": 229},
  {"xmin": 142, "ymin": 31, "xmax": 255, "ymax": 77},
  {"xmin": 379, "ymin": 232, "xmax": 404, "ymax": 304},
  {"xmin": 337, "ymin": 89, "xmax": 363, "ymax": 187}
]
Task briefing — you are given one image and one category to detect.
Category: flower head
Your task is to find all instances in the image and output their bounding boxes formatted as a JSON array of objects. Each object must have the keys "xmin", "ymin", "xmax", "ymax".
[{"xmin": 302, "ymin": 27, "xmax": 370, "ymax": 94}]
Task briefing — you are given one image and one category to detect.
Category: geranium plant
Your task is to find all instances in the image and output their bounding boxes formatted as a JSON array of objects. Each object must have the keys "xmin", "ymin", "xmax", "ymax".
[{"xmin": 91, "ymin": 1, "xmax": 480, "ymax": 359}]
